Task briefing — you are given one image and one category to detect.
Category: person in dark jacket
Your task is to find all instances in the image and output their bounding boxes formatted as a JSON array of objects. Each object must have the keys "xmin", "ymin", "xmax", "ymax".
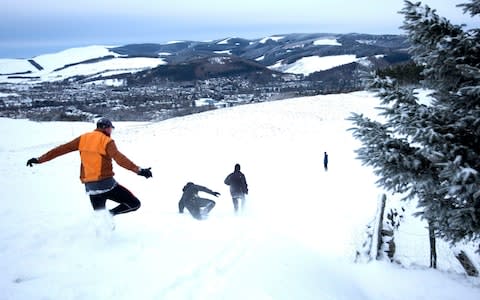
[
  {"xmin": 224, "ymin": 163, "xmax": 248, "ymax": 213},
  {"xmin": 179, "ymin": 182, "xmax": 220, "ymax": 220},
  {"xmin": 26, "ymin": 118, "xmax": 152, "ymax": 218},
  {"xmin": 324, "ymin": 152, "xmax": 329, "ymax": 171}
]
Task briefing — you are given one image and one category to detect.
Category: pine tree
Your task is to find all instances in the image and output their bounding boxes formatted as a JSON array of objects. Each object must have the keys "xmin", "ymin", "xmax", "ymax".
[{"xmin": 348, "ymin": 0, "xmax": 480, "ymax": 247}]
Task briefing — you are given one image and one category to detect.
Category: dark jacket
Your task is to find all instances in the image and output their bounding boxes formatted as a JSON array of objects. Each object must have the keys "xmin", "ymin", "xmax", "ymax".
[
  {"xmin": 178, "ymin": 182, "xmax": 218, "ymax": 213},
  {"xmin": 224, "ymin": 170, "xmax": 248, "ymax": 197}
]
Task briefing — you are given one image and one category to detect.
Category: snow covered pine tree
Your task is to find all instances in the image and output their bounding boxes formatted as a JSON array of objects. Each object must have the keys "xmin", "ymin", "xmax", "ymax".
[{"xmin": 348, "ymin": 0, "xmax": 480, "ymax": 250}]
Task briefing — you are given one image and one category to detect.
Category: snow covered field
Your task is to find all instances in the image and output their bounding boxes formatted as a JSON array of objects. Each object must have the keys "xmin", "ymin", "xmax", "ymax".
[
  {"xmin": 1, "ymin": 91, "xmax": 479, "ymax": 299},
  {"xmin": 0, "ymin": 45, "xmax": 166, "ymax": 84}
]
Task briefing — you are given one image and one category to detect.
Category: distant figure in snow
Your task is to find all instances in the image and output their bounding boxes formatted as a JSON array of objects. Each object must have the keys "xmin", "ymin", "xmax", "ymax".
[
  {"xmin": 224, "ymin": 163, "xmax": 248, "ymax": 213},
  {"xmin": 179, "ymin": 182, "xmax": 220, "ymax": 220},
  {"xmin": 324, "ymin": 152, "xmax": 329, "ymax": 171},
  {"xmin": 26, "ymin": 118, "xmax": 152, "ymax": 223}
]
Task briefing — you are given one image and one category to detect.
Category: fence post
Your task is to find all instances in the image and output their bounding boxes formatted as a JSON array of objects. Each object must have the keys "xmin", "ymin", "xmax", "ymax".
[
  {"xmin": 428, "ymin": 221, "xmax": 437, "ymax": 268},
  {"xmin": 355, "ymin": 194, "xmax": 398, "ymax": 262},
  {"xmin": 374, "ymin": 194, "xmax": 387, "ymax": 260}
]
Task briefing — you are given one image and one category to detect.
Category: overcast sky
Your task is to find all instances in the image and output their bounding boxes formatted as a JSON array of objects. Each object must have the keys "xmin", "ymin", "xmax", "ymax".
[{"xmin": 1, "ymin": 0, "xmax": 477, "ymax": 58}]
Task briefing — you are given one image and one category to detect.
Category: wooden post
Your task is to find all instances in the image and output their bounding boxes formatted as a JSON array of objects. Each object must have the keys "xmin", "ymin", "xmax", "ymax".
[
  {"xmin": 428, "ymin": 221, "xmax": 437, "ymax": 269},
  {"xmin": 375, "ymin": 194, "xmax": 387, "ymax": 260}
]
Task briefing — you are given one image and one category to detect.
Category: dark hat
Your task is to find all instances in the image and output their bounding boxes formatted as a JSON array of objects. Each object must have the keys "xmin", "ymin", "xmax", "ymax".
[
  {"xmin": 183, "ymin": 182, "xmax": 194, "ymax": 192},
  {"xmin": 96, "ymin": 118, "xmax": 115, "ymax": 129}
]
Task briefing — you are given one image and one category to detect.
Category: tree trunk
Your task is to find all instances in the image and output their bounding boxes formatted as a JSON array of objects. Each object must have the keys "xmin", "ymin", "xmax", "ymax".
[{"xmin": 456, "ymin": 251, "xmax": 479, "ymax": 277}]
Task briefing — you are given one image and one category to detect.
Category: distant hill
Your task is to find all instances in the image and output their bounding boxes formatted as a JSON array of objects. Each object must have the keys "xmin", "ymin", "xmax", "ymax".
[
  {"xmin": 0, "ymin": 33, "xmax": 410, "ymax": 85},
  {"xmin": 0, "ymin": 32, "xmax": 413, "ymax": 122}
]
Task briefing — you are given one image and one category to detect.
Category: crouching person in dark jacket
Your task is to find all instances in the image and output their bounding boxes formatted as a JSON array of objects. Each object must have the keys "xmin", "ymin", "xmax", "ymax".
[{"xmin": 179, "ymin": 182, "xmax": 220, "ymax": 220}]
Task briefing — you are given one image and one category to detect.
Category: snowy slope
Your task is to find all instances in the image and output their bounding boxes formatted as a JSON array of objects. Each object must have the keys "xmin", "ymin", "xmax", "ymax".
[
  {"xmin": 0, "ymin": 92, "xmax": 479, "ymax": 299},
  {"xmin": 0, "ymin": 45, "xmax": 166, "ymax": 84},
  {"xmin": 270, "ymin": 54, "xmax": 359, "ymax": 75},
  {"xmin": 0, "ymin": 59, "xmax": 38, "ymax": 74}
]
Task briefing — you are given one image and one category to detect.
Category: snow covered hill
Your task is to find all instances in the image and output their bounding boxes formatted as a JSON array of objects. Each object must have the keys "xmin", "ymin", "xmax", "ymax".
[
  {"xmin": 0, "ymin": 33, "xmax": 408, "ymax": 84},
  {"xmin": 1, "ymin": 91, "xmax": 478, "ymax": 299},
  {"xmin": 0, "ymin": 45, "xmax": 166, "ymax": 84}
]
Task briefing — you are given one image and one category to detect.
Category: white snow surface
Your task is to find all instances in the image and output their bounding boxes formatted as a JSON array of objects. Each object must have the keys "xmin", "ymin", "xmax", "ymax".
[
  {"xmin": 271, "ymin": 54, "xmax": 358, "ymax": 75},
  {"xmin": 313, "ymin": 38, "xmax": 342, "ymax": 46},
  {"xmin": 32, "ymin": 45, "xmax": 120, "ymax": 71},
  {"xmin": 1, "ymin": 91, "xmax": 479, "ymax": 299},
  {"xmin": 0, "ymin": 45, "xmax": 166, "ymax": 84},
  {"xmin": 259, "ymin": 35, "xmax": 285, "ymax": 43},
  {"xmin": 217, "ymin": 38, "xmax": 233, "ymax": 44},
  {"xmin": 0, "ymin": 59, "xmax": 37, "ymax": 74}
]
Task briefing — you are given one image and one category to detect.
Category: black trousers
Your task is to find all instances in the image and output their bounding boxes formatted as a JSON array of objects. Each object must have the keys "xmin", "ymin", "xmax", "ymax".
[
  {"xmin": 89, "ymin": 184, "xmax": 141, "ymax": 216},
  {"xmin": 187, "ymin": 198, "xmax": 216, "ymax": 220}
]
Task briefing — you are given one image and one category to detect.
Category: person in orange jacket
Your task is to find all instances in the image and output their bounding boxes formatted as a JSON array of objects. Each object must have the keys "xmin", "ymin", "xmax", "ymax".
[{"xmin": 26, "ymin": 118, "xmax": 152, "ymax": 217}]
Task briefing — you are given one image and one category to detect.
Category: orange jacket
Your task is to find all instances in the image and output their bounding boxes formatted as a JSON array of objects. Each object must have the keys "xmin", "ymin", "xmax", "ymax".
[{"xmin": 38, "ymin": 129, "xmax": 139, "ymax": 183}]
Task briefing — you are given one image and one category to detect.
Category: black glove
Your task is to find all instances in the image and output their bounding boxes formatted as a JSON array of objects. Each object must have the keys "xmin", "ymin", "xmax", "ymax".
[
  {"xmin": 26, "ymin": 158, "xmax": 39, "ymax": 167},
  {"xmin": 212, "ymin": 191, "xmax": 220, "ymax": 197},
  {"xmin": 138, "ymin": 167, "xmax": 152, "ymax": 178}
]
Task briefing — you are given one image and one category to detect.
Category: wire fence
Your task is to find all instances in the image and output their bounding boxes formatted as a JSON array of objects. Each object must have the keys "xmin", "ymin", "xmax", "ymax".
[{"xmin": 356, "ymin": 193, "xmax": 480, "ymax": 277}]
